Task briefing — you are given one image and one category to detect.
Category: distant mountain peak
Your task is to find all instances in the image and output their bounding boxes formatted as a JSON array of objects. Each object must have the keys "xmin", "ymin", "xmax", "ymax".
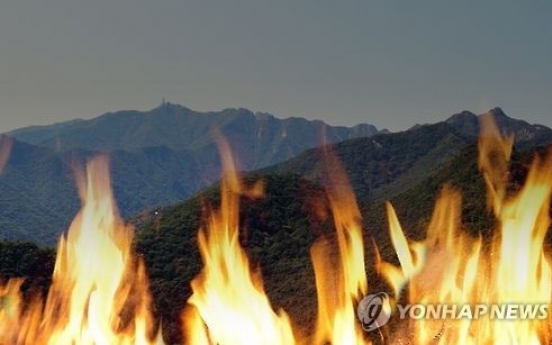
[
  {"xmin": 487, "ymin": 107, "xmax": 507, "ymax": 118},
  {"xmin": 444, "ymin": 107, "xmax": 552, "ymax": 148},
  {"xmin": 446, "ymin": 110, "xmax": 477, "ymax": 121},
  {"xmin": 254, "ymin": 111, "xmax": 275, "ymax": 120},
  {"xmin": 150, "ymin": 101, "xmax": 192, "ymax": 115},
  {"xmin": 6, "ymin": 103, "xmax": 382, "ymax": 167}
]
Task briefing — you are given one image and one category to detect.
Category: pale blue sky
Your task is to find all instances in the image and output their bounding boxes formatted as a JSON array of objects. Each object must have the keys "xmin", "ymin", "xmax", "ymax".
[{"xmin": 1, "ymin": 0, "xmax": 551, "ymax": 133}]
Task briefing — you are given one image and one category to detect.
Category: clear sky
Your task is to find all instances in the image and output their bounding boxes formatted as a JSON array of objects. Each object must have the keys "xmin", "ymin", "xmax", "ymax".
[{"xmin": 1, "ymin": 0, "xmax": 551, "ymax": 133}]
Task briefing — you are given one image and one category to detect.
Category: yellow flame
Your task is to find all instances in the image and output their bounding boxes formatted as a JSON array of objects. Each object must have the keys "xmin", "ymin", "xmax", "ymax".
[
  {"xmin": 378, "ymin": 202, "xmax": 425, "ymax": 298},
  {"xmin": 310, "ymin": 148, "xmax": 369, "ymax": 345},
  {"xmin": 2, "ymin": 113, "xmax": 552, "ymax": 344},
  {"xmin": 184, "ymin": 135, "xmax": 296, "ymax": 345},
  {"xmin": 381, "ymin": 114, "xmax": 552, "ymax": 344},
  {"xmin": 478, "ymin": 111, "xmax": 514, "ymax": 214},
  {"xmin": 489, "ymin": 153, "xmax": 552, "ymax": 344},
  {"xmin": 0, "ymin": 156, "xmax": 162, "ymax": 344}
]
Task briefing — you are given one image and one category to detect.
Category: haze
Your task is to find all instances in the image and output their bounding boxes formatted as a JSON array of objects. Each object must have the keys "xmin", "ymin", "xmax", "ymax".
[{"xmin": 1, "ymin": 0, "xmax": 551, "ymax": 133}]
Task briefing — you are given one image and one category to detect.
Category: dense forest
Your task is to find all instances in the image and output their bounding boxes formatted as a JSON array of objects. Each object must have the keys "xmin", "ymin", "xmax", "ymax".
[{"xmin": 1, "ymin": 141, "xmax": 550, "ymax": 343}]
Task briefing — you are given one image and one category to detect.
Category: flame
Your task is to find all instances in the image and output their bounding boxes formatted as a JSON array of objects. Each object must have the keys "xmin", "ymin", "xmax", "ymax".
[
  {"xmin": 2, "ymin": 113, "xmax": 552, "ymax": 344},
  {"xmin": 0, "ymin": 135, "xmax": 13, "ymax": 174},
  {"xmin": 0, "ymin": 156, "xmax": 162, "ymax": 344},
  {"xmin": 310, "ymin": 148, "xmax": 369, "ymax": 345},
  {"xmin": 478, "ymin": 111, "xmax": 514, "ymax": 215},
  {"xmin": 184, "ymin": 135, "xmax": 296, "ymax": 345},
  {"xmin": 381, "ymin": 115, "xmax": 552, "ymax": 344},
  {"xmin": 378, "ymin": 202, "xmax": 426, "ymax": 298}
]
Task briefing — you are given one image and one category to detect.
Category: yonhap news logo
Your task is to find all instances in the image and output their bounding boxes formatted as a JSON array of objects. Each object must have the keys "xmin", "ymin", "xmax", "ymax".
[
  {"xmin": 357, "ymin": 292, "xmax": 391, "ymax": 331},
  {"xmin": 356, "ymin": 291, "xmax": 550, "ymax": 332}
]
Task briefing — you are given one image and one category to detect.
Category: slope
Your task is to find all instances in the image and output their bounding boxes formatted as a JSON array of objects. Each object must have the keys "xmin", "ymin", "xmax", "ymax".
[
  {"xmin": 7, "ymin": 103, "xmax": 380, "ymax": 170},
  {"xmin": 263, "ymin": 122, "xmax": 471, "ymax": 203}
]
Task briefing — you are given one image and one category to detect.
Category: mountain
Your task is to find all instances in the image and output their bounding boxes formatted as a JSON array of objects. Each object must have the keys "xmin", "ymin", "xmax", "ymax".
[
  {"xmin": 7, "ymin": 103, "xmax": 380, "ymax": 170},
  {"xmin": 2, "ymin": 114, "xmax": 550, "ymax": 344},
  {"xmin": 1, "ymin": 104, "xmax": 383, "ymax": 245},
  {"xmin": 361, "ymin": 145, "xmax": 490, "ymax": 247},
  {"xmin": 134, "ymin": 143, "xmax": 551, "ymax": 344},
  {"xmin": 135, "ymin": 173, "xmax": 329, "ymax": 343},
  {"xmin": 2, "ymin": 106, "xmax": 550, "ymax": 246},
  {"xmin": 0, "ymin": 173, "xmax": 331, "ymax": 343},
  {"xmin": 261, "ymin": 122, "xmax": 471, "ymax": 204},
  {"xmin": 444, "ymin": 107, "xmax": 552, "ymax": 149},
  {"xmin": 3, "ymin": 146, "xmax": 547, "ymax": 344},
  {"xmin": 0, "ymin": 138, "xmax": 224, "ymax": 245},
  {"xmin": 263, "ymin": 108, "xmax": 552, "ymax": 205},
  {"xmin": 0, "ymin": 139, "xmax": 80, "ymax": 245}
]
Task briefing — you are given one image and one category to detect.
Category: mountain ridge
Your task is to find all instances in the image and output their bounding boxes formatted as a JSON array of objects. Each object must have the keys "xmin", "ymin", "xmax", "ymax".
[
  {"xmin": 6, "ymin": 103, "xmax": 381, "ymax": 168},
  {"xmin": 1, "ymin": 105, "xmax": 551, "ymax": 245},
  {"xmin": 444, "ymin": 107, "xmax": 552, "ymax": 148}
]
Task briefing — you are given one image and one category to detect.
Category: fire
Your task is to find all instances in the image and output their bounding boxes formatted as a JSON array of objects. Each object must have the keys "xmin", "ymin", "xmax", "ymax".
[
  {"xmin": 0, "ymin": 156, "xmax": 162, "ymax": 345},
  {"xmin": 380, "ymin": 114, "xmax": 552, "ymax": 344},
  {"xmin": 2, "ymin": 112, "xmax": 552, "ymax": 344},
  {"xmin": 184, "ymin": 136, "xmax": 296, "ymax": 345},
  {"xmin": 0, "ymin": 135, "xmax": 12, "ymax": 174},
  {"xmin": 185, "ymin": 140, "xmax": 372, "ymax": 345},
  {"xmin": 310, "ymin": 148, "xmax": 369, "ymax": 345}
]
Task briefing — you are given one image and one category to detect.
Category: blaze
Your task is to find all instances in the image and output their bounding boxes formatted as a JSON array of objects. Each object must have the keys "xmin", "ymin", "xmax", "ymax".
[
  {"xmin": 0, "ymin": 156, "xmax": 162, "ymax": 345},
  {"xmin": 184, "ymin": 135, "xmax": 296, "ymax": 345},
  {"xmin": 310, "ymin": 148, "xmax": 369, "ymax": 345},
  {"xmin": 2, "ymin": 112, "xmax": 552, "ymax": 345},
  {"xmin": 380, "ymin": 114, "xmax": 552, "ymax": 344}
]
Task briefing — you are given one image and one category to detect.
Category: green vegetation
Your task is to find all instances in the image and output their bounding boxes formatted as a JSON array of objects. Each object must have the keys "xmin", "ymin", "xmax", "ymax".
[
  {"xmin": 1, "ymin": 142, "xmax": 550, "ymax": 344},
  {"xmin": 362, "ymin": 143, "xmax": 552, "ymax": 268},
  {"xmin": 3, "ymin": 108, "xmax": 550, "ymax": 246},
  {"xmin": 445, "ymin": 108, "xmax": 552, "ymax": 150},
  {"xmin": 8, "ymin": 104, "xmax": 380, "ymax": 169},
  {"xmin": 263, "ymin": 122, "xmax": 470, "ymax": 204},
  {"xmin": 133, "ymin": 143, "xmax": 551, "ymax": 344},
  {"xmin": 135, "ymin": 174, "xmax": 328, "ymax": 343},
  {"xmin": 2, "ymin": 107, "xmax": 552, "ymax": 343},
  {"xmin": 2, "ymin": 104, "xmax": 381, "ymax": 244},
  {"xmin": 0, "ymin": 141, "xmax": 80, "ymax": 245},
  {"xmin": 0, "ymin": 241, "xmax": 55, "ymax": 299}
]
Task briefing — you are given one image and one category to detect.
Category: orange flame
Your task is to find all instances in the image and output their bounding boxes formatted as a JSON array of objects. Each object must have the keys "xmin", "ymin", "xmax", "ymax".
[
  {"xmin": 184, "ymin": 135, "xmax": 296, "ymax": 345},
  {"xmin": 2, "ymin": 113, "xmax": 552, "ymax": 344},
  {"xmin": 310, "ymin": 148, "xmax": 369, "ymax": 345},
  {"xmin": 380, "ymin": 115, "xmax": 552, "ymax": 344},
  {"xmin": 0, "ymin": 156, "xmax": 162, "ymax": 344},
  {"xmin": 478, "ymin": 111, "xmax": 514, "ymax": 214}
]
